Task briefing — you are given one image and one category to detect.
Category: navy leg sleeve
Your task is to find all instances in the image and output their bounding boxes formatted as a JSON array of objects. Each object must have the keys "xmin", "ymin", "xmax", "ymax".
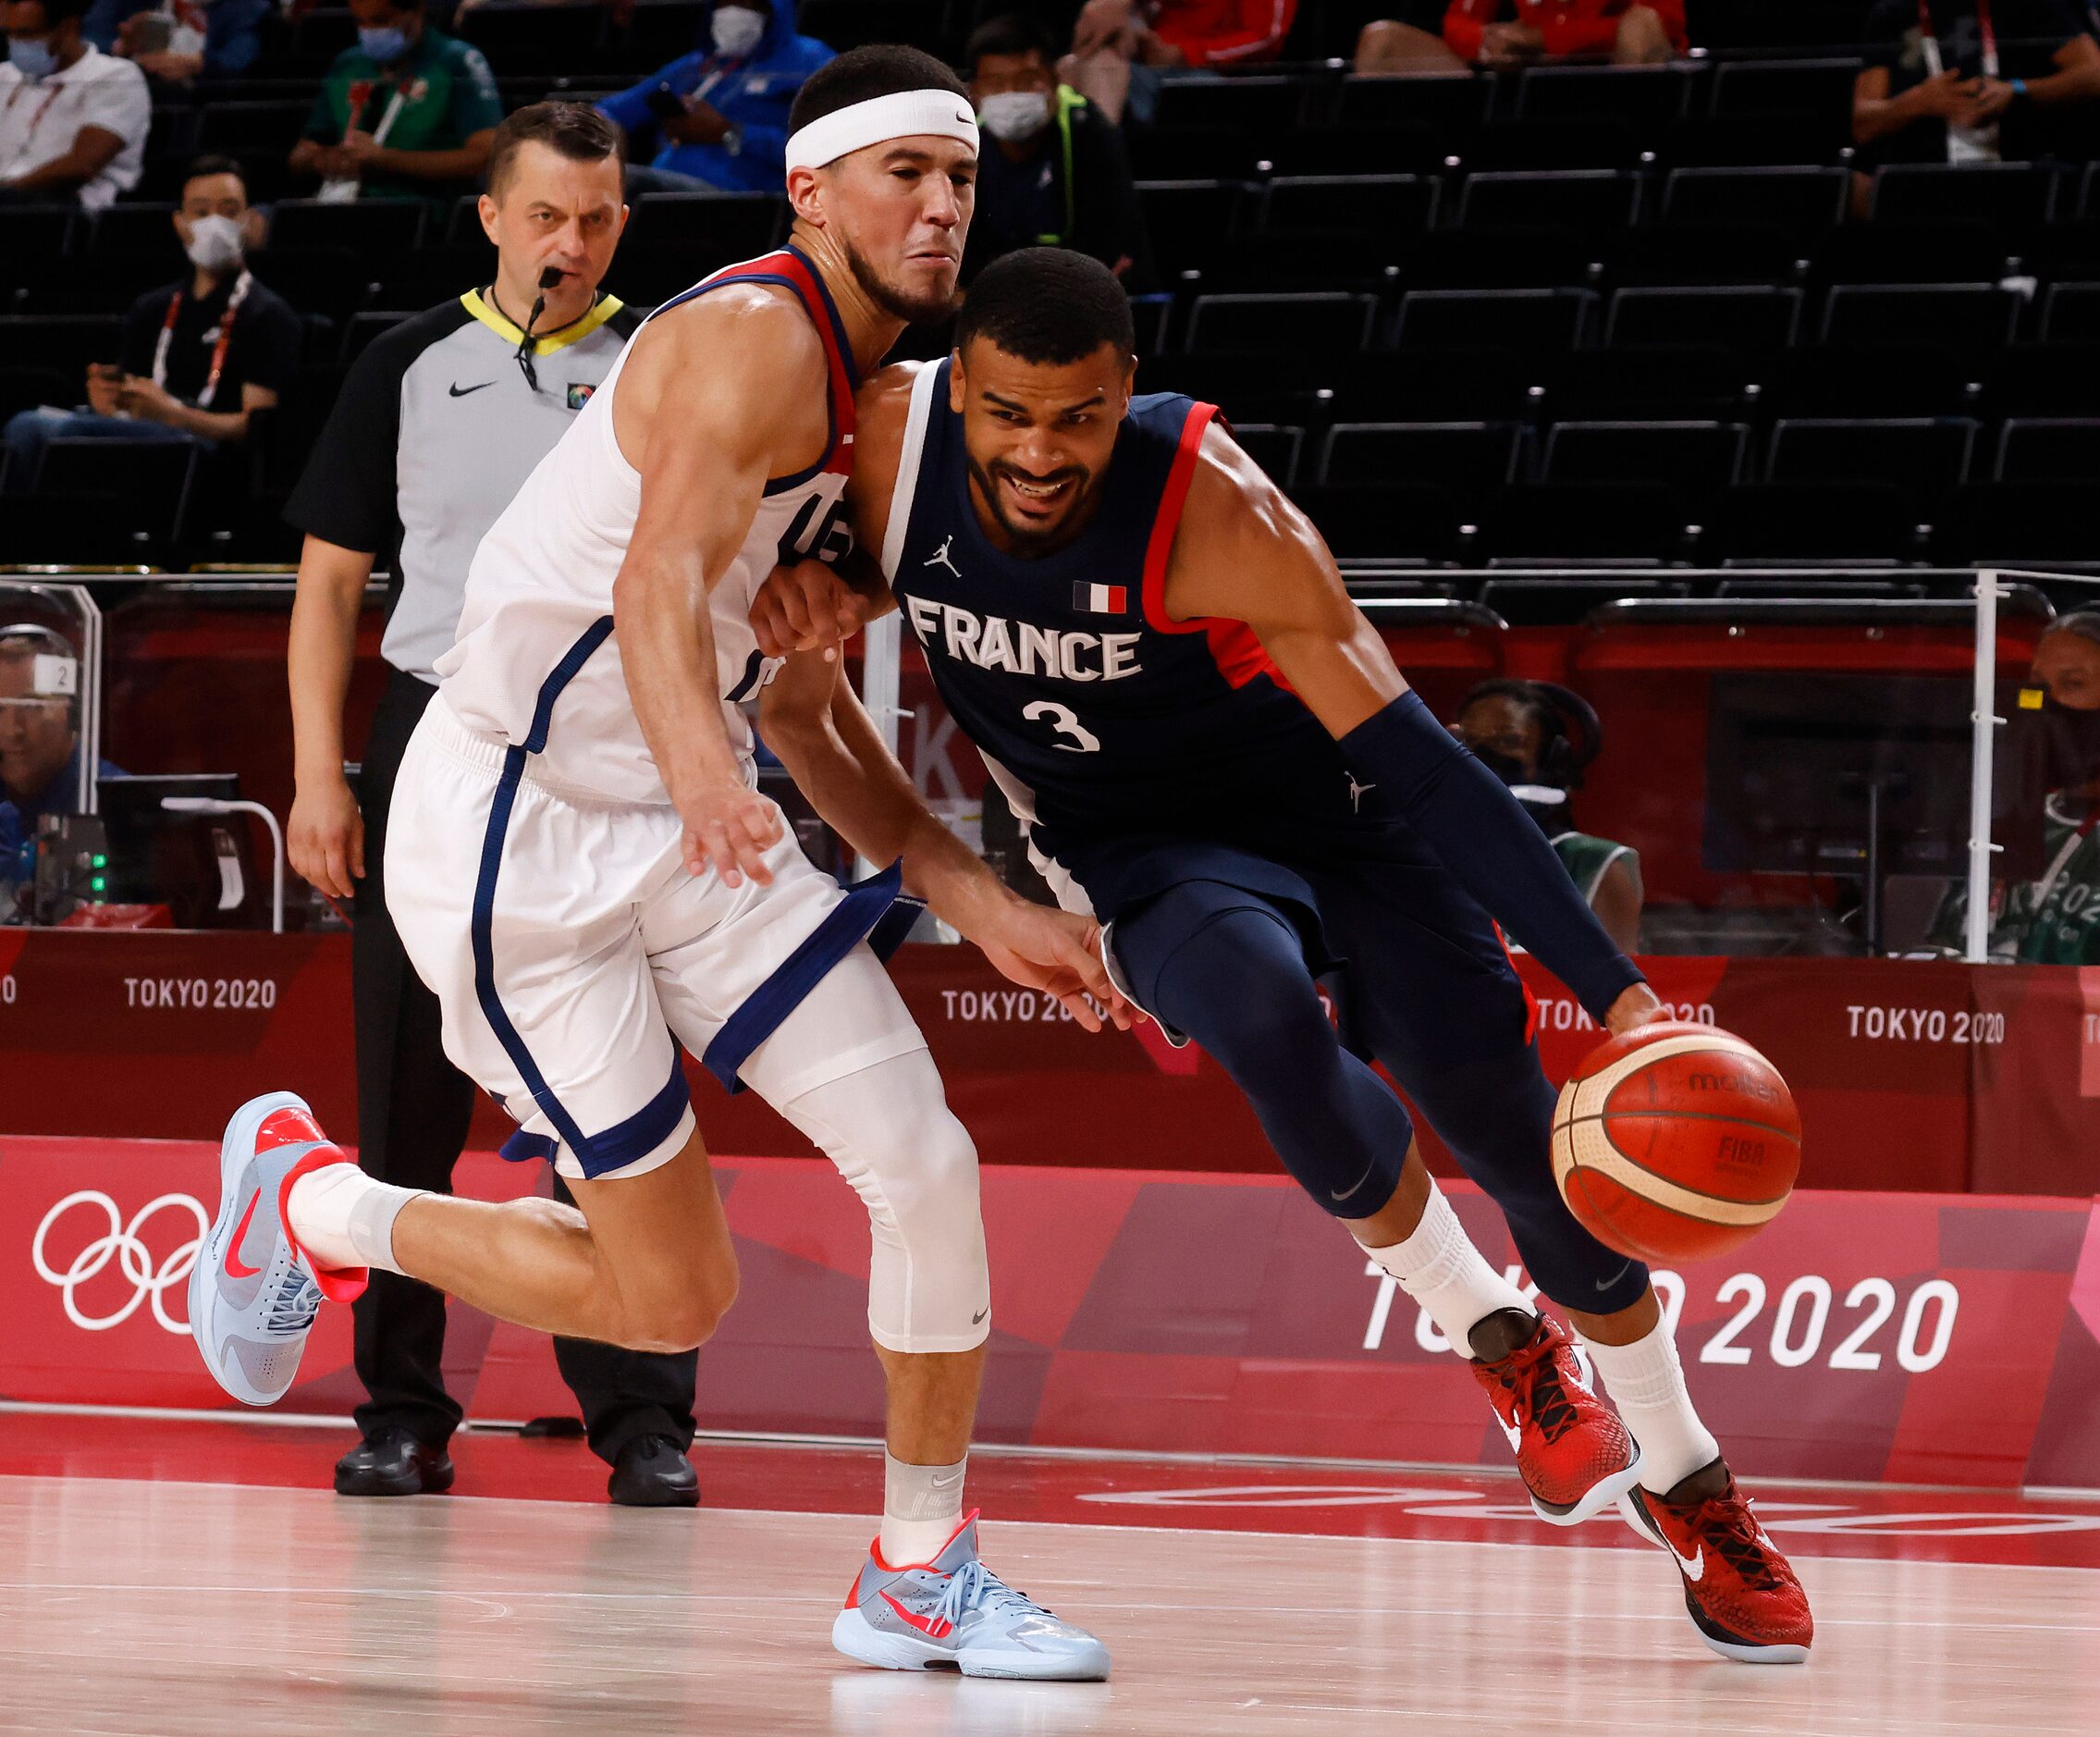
[{"xmin": 1112, "ymin": 881, "xmax": 1413, "ymax": 1217}]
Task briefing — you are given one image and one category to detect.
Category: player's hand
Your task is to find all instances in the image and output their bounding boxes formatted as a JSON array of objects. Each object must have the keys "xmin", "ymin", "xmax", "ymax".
[
  {"xmin": 1603, "ymin": 981, "xmax": 1669, "ymax": 1037},
  {"xmin": 975, "ymin": 901, "xmax": 1136, "ymax": 1033},
  {"xmin": 751, "ymin": 558, "xmax": 867, "ymax": 659},
  {"xmin": 678, "ymin": 778, "xmax": 782, "ymax": 888},
  {"xmin": 289, "ymin": 771, "xmax": 363, "ymax": 901}
]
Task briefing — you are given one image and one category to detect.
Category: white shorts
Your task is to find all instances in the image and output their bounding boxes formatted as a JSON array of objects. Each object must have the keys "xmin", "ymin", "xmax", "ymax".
[{"xmin": 386, "ymin": 698, "xmax": 927, "ymax": 1180}]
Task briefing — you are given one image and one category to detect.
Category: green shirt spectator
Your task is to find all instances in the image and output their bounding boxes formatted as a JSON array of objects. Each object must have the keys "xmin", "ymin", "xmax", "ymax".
[{"xmin": 290, "ymin": 0, "xmax": 502, "ymax": 203}]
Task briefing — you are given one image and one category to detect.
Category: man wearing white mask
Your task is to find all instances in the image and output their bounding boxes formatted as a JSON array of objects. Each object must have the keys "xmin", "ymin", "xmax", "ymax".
[
  {"xmin": 961, "ymin": 12, "xmax": 1155, "ymax": 294},
  {"xmin": 0, "ymin": 0, "xmax": 149, "ymax": 209},
  {"xmin": 596, "ymin": 0, "xmax": 834, "ymax": 195},
  {"xmin": 0, "ymin": 154, "xmax": 300, "ymax": 487}
]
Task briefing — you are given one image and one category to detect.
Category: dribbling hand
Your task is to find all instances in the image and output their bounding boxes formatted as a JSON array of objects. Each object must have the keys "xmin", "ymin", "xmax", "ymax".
[
  {"xmin": 1603, "ymin": 981, "xmax": 1670, "ymax": 1037},
  {"xmin": 679, "ymin": 779, "xmax": 783, "ymax": 888}
]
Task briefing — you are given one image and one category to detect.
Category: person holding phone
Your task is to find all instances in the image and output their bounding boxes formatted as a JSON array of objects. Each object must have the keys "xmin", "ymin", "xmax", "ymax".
[
  {"xmin": 83, "ymin": 0, "xmax": 271, "ymax": 85},
  {"xmin": 596, "ymin": 0, "xmax": 834, "ymax": 194}
]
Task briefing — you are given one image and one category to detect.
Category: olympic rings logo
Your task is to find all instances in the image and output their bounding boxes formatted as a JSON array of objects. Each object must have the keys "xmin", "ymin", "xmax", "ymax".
[{"xmin": 31, "ymin": 1190, "xmax": 208, "ymax": 1335}]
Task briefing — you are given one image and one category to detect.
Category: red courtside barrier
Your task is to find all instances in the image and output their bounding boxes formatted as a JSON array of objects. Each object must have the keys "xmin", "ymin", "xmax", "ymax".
[{"xmin": 6, "ymin": 1138, "xmax": 2096, "ymax": 1491}]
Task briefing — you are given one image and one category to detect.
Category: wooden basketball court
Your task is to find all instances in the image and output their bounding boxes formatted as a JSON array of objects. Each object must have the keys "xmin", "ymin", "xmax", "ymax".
[{"xmin": 3, "ymin": 1414, "xmax": 2094, "ymax": 1734}]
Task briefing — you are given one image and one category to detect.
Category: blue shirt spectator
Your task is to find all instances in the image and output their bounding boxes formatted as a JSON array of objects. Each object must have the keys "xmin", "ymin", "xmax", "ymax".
[
  {"xmin": 82, "ymin": 0, "xmax": 271, "ymax": 83},
  {"xmin": 596, "ymin": 0, "xmax": 833, "ymax": 194}
]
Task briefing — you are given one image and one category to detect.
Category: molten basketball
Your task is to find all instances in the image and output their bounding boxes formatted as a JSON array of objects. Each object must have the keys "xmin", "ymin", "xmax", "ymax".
[{"xmin": 1552, "ymin": 1021, "xmax": 1800, "ymax": 1265}]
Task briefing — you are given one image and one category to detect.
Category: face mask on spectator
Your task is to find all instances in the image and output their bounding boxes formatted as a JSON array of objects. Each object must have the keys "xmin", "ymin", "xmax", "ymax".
[
  {"xmin": 6, "ymin": 36, "xmax": 60, "ymax": 80},
  {"xmin": 1468, "ymin": 743, "xmax": 1563, "ymax": 831},
  {"xmin": 359, "ymin": 24, "xmax": 413, "ymax": 64},
  {"xmin": 184, "ymin": 215, "xmax": 245, "ymax": 274},
  {"xmin": 710, "ymin": 6, "xmax": 767, "ymax": 57},
  {"xmin": 980, "ymin": 91, "xmax": 1052, "ymax": 143}
]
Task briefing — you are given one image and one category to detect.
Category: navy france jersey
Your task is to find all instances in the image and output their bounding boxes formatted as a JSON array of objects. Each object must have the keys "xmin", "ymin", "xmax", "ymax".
[{"xmin": 879, "ymin": 358, "xmax": 1415, "ymax": 920}]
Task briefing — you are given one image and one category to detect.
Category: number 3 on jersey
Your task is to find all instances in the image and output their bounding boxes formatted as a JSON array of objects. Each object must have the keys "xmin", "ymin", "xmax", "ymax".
[{"xmin": 1024, "ymin": 700, "xmax": 1101, "ymax": 754}]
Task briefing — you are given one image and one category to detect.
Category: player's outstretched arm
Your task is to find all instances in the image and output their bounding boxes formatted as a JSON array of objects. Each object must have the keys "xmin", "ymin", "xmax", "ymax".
[
  {"xmin": 758, "ymin": 649, "xmax": 1132, "ymax": 1032},
  {"xmin": 1170, "ymin": 427, "xmax": 1663, "ymax": 1033}
]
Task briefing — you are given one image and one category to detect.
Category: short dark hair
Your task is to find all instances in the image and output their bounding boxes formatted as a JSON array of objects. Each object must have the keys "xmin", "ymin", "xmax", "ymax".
[
  {"xmin": 788, "ymin": 43, "xmax": 970, "ymax": 137},
  {"xmin": 487, "ymin": 102, "xmax": 625, "ymax": 199},
  {"xmin": 1460, "ymin": 679, "xmax": 1559, "ymax": 737},
  {"xmin": 181, "ymin": 154, "xmax": 247, "ymax": 198},
  {"xmin": 30, "ymin": 0, "xmax": 94, "ymax": 24},
  {"xmin": 964, "ymin": 12, "xmax": 1059, "ymax": 70},
  {"xmin": 955, "ymin": 247, "xmax": 1135, "ymax": 366}
]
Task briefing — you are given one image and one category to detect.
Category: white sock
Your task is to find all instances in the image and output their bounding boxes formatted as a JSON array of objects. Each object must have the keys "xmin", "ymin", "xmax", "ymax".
[
  {"xmin": 1581, "ymin": 1321, "xmax": 1720, "ymax": 1494},
  {"xmin": 285, "ymin": 1163, "xmax": 415, "ymax": 1275},
  {"xmin": 1357, "ymin": 1181, "xmax": 1533, "ymax": 1359},
  {"xmin": 878, "ymin": 1450, "xmax": 967, "ymax": 1568}
]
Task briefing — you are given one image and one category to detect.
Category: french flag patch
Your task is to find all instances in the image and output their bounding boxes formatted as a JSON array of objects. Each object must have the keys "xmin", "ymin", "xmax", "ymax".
[{"xmin": 1073, "ymin": 582, "xmax": 1128, "ymax": 615}]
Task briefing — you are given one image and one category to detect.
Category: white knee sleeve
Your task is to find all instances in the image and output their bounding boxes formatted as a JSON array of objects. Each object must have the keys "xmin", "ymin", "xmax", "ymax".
[{"xmin": 774, "ymin": 1047, "xmax": 990, "ymax": 1355}]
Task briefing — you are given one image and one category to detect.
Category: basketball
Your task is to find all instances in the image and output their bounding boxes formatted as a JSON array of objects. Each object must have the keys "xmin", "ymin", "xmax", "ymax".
[{"xmin": 1552, "ymin": 1022, "xmax": 1801, "ymax": 1266}]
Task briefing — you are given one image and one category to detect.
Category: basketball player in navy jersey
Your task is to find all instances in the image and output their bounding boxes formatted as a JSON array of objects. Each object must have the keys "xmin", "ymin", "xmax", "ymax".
[{"xmin": 754, "ymin": 247, "xmax": 1813, "ymax": 1663}]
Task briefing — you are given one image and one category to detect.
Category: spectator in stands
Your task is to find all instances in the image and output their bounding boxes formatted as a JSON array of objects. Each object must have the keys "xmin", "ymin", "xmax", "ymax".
[
  {"xmin": 1455, "ymin": 679, "xmax": 1643, "ymax": 952},
  {"xmin": 1853, "ymin": 0, "xmax": 2100, "ymax": 184},
  {"xmin": 963, "ymin": 12, "xmax": 1156, "ymax": 293},
  {"xmin": 289, "ymin": 0, "xmax": 502, "ymax": 202},
  {"xmin": 1355, "ymin": 1, "xmax": 1684, "ymax": 74},
  {"xmin": 283, "ymin": 102, "xmax": 705, "ymax": 1510},
  {"xmin": 1, "ymin": 154, "xmax": 298, "ymax": 489},
  {"xmin": 596, "ymin": 0, "xmax": 832, "ymax": 194},
  {"xmin": 1927, "ymin": 611, "xmax": 2100, "ymax": 964},
  {"xmin": 0, "ymin": 625, "xmax": 121, "ymax": 837},
  {"xmin": 84, "ymin": 0, "xmax": 270, "ymax": 84},
  {"xmin": 0, "ymin": 0, "xmax": 149, "ymax": 209},
  {"xmin": 1062, "ymin": 0, "xmax": 1299, "ymax": 126}
]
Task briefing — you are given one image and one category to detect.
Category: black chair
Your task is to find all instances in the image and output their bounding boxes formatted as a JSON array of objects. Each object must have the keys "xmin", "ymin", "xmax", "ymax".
[
  {"xmin": 1516, "ymin": 65, "xmax": 1692, "ymax": 129},
  {"xmin": 0, "ymin": 209, "xmax": 75, "ymax": 296},
  {"xmin": 1476, "ymin": 483, "xmax": 1687, "ymax": 561},
  {"xmin": 339, "ymin": 310, "xmax": 415, "ymax": 367},
  {"xmin": 1126, "ymin": 125, "xmax": 1271, "ymax": 180},
  {"xmin": 1538, "ymin": 345, "xmax": 1750, "ymax": 419},
  {"xmin": 2042, "ymin": 282, "xmax": 2100, "ymax": 344},
  {"xmin": 1317, "ymin": 422, "xmax": 1528, "ymax": 492},
  {"xmin": 267, "ymin": 199, "xmax": 426, "ymax": 255},
  {"xmin": 454, "ymin": 1, "xmax": 608, "ymax": 72},
  {"xmin": 195, "ymin": 100, "xmax": 314, "ymax": 153},
  {"xmin": 1324, "ymin": 348, "xmax": 1530, "ymax": 422},
  {"xmin": 0, "ymin": 493, "xmax": 164, "ymax": 563},
  {"xmin": 625, "ymin": 191, "xmax": 785, "ymax": 255},
  {"xmin": 1709, "ymin": 56, "xmax": 1866, "ymax": 118},
  {"xmin": 1185, "ymin": 292, "xmax": 1378, "ymax": 355},
  {"xmin": 0, "ymin": 366, "xmax": 70, "ymax": 425},
  {"xmin": 1766, "ymin": 417, "xmax": 1980, "ymax": 495},
  {"xmin": 1460, "ymin": 118, "xmax": 1639, "ymax": 172},
  {"xmin": 1456, "ymin": 170, "xmax": 1640, "ymax": 233},
  {"xmin": 1606, "ymin": 224, "xmax": 1799, "ymax": 289},
  {"xmin": 1700, "ymin": 1, "xmax": 1872, "ymax": 49},
  {"xmin": 33, "ymin": 437, "xmax": 200, "ymax": 544},
  {"xmin": 1661, "ymin": 166, "xmax": 1847, "ymax": 245},
  {"xmin": 1606, "ymin": 285, "xmax": 1802, "ymax": 352},
  {"xmin": 1819, "ymin": 283, "xmax": 2020, "ymax": 352},
  {"xmin": 1333, "ymin": 74, "xmax": 1490, "ymax": 136},
  {"xmin": 1808, "ymin": 221, "xmax": 2011, "ymax": 287},
  {"xmin": 1699, "ymin": 481, "xmax": 1911, "ymax": 563},
  {"xmin": 1266, "ymin": 122, "xmax": 1448, "ymax": 178},
  {"xmin": 1149, "ymin": 75, "xmax": 1313, "ymax": 138},
  {"xmin": 1983, "ymin": 342, "xmax": 2100, "ymax": 414},
  {"xmin": 1541, "ymin": 421, "xmax": 1748, "ymax": 492},
  {"xmin": 1136, "ymin": 180, "xmax": 1246, "ymax": 279},
  {"xmin": 1194, "ymin": 232, "xmax": 1406, "ymax": 294},
  {"xmin": 1288, "ymin": 482, "xmax": 1464, "ymax": 561},
  {"xmin": 1939, "ymin": 482, "xmax": 2092, "ymax": 565},
  {"xmin": 85, "ymin": 203, "xmax": 182, "ymax": 260},
  {"xmin": 1762, "ymin": 344, "xmax": 1975, "ymax": 417},
  {"xmin": 1993, "ymin": 418, "xmax": 2100, "ymax": 481},
  {"xmin": 621, "ymin": 0, "xmax": 710, "ymax": 64},
  {"xmin": 1656, "ymin": 113, "xmax": 1848, "ymax": 168},
  {"xmin": 1873, "ymin": 163, "xmax": 2057, "ymax": 234},
  {"xmin": 1260, "ymin": 176, "xmax": 1438, "ymax": 252},
  {"xmin": 1402, "ymin": 228, "xmax": 1603, "ymax": 290},
  {"xmin": 1223, "ymin": 424, "xmax": 1304, "ymax": 487},
  {"xmin": 0, "ymin": 315, "xmax": 123, "ymax": 387},
  {"xmin": 1394, "ymin": 289, "xmax": 1597, "ymax": 356}
]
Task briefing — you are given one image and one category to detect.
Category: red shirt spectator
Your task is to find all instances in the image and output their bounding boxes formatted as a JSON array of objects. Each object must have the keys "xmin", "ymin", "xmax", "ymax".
[
  {"xmin": 1443, "ymin": 0, "xmax": 1686, "ymax": 63},
  {"xmin": 1149, "ymin": 0, "xmax": 1298, "ymax": 67}
]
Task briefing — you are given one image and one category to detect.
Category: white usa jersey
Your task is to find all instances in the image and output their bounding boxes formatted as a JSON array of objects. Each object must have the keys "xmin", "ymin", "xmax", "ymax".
[{"xmin": 436, "ymin": 247, "xmax": 859, "ymax": 805}]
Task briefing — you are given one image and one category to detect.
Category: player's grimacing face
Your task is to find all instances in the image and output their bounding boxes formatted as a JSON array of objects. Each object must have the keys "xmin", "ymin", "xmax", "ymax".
[
  {"xmin": 818, "ymin": 136, "xmax": 976, "ymax": 323},
  {"xmin": 953, "ymin": 338, "xmax": 1134, "ymax": 554}
]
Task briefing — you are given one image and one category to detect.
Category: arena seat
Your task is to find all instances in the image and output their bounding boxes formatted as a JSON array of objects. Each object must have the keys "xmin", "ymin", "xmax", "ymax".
[
  {"xmin": 1872, "ymin": 162, "xmax": 2058, "ymax": 234},
  {"xmin": 1515, "ymin": 64, "xmax": 1694, "ymax": 130},
  {"xmin": 1318, "ymin": 422, "xmax": 1529, "ymax": 493},
  {"xmin": 1394, "ymin": 288, "xmax": 1598, "ymax": 356},
  {"xmin": 2041, "ymin": 282, "xmax": 2100, "ymax": 343},
  {"xmin": 1455, "ymin": 169, "xmax": 1641, "ymax": 233},
  {"xmin": 267, "ymin": 199, "xmax": 427, "ymax": 256},
  {"xmin": 1541, "ymin": 420, "xmax": 1748, "ymax": 494},
  {"xmin": 1605, "ymin": 285, "xmax": 1803, "ymax": 352},
  {"xmin": 1223, "ymin": 424, "xmax": 1304, "ymax": 488},
  {"xmin": 1992, "ymin": 417, "xmax": 2100, "ymax": 481},
  {"xmin": 1660, "ymin": 166, "xmax": 1848, "ymax": 245},
  {"xmin": 1766, "ymin": 417, "xmax": 1981, "ymax": 499},
  {"xmin": 1700, "ymin": 481, "xmax": 1911, "ymax": 564},
  {"xmin": 1185, "ymin": 292, "xmax": 1380, "ymax": 356},
  {"xmin": 1818, "ymin": 283, "xmax": 2022, "ymax": 352}
]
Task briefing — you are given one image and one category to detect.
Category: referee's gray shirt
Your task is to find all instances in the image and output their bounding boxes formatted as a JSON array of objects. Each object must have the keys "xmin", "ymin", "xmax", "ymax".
[{"xmin": 286, "ymin": 290, "xmax": 641, "ymax": 682}]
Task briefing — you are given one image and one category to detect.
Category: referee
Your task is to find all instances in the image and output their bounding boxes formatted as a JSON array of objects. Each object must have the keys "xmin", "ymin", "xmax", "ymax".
[{"xmin": 284, "ymin": 103, "xmax": 701, "ymax": 1508}]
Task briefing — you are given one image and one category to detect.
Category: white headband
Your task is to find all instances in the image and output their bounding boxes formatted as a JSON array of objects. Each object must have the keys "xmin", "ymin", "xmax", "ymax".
[{"xmin": 785, "ymin": 88, "xmax": 979, "ymax": 172}]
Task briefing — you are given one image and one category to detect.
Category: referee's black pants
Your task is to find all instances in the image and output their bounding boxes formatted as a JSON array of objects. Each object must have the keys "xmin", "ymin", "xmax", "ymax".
[{"xmin": 350, "ymin": 666, "xmax": 699, "ymax": 1467}]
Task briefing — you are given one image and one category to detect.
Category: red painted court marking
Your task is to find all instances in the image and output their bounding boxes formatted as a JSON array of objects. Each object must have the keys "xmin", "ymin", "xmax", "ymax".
[{"xmin": 2, "ymin": 1409, "xmax": 2095, "ymax": 1571}]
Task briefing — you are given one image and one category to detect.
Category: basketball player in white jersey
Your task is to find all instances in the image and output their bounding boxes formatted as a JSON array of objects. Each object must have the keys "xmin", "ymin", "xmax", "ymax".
[{"xmin": 188, "ymin": 46, "xmax": 1114, "ymax": 1680}]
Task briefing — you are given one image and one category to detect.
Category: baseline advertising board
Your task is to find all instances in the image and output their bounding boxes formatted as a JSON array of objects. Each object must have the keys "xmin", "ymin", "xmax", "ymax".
[{"xmin": 6, "ymin": 1137, "xmax": 2094, "ymax": 1490}]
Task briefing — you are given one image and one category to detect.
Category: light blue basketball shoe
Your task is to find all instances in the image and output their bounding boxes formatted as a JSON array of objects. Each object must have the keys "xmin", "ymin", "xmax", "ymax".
[
  {"xmin": 189, "ymin": 1090, "xmax": 367, "ymax": 1407},
  {"xmin": 832, "ymin": 1512, "xmax": 1110, "ymax": 1681}
]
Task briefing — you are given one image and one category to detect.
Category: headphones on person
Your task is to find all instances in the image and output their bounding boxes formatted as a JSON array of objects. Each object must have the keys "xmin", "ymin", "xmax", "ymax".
[
  {"xmin": 1527, "ymin": 681, "xmax": 1603, "ymax": 793},
  {"xmin": 0, "ymin": 622, "xmax": 82, "ymax": 727}
]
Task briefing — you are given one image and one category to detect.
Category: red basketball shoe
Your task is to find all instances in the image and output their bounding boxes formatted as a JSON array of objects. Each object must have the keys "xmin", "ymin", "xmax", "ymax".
[
  {"xmin": 1621, "ymin": 1460, "xmax": 1813, "ymax": 1663},
  {"xmin": 1471, "ymin": 1312, "xmax": 1643, "ymax": 1524}
]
